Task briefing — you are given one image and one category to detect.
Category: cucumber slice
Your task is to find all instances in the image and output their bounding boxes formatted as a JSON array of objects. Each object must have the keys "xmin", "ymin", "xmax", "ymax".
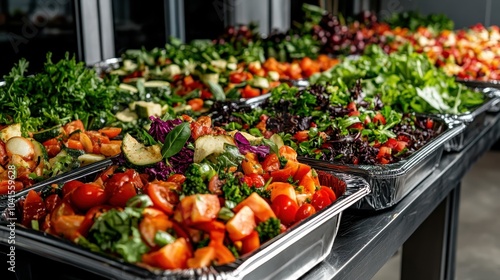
[
  {"xmin": 65, "ymin": 147, "xmax": 85, "ymax": 158},
  {"xmin": 122, "ymin": 133, "xmax": 162, "ymax": 166},
  {"xmin": 30, "ymin": 139, "xmax": 48, "ymax": 162},
  {"xmin": 78, "ymin": 154, "xmax": 106, "ymax": 166},
  {"xmin": 32, "ymin": 125, "xmax": 63, "ymax": 143},
  {"xmin": 144, "ymin": 80, "xmax": 170, "ymax": 88},
  {"xmin": 119, "ymin": 83, "xmax": 139, "ymax": 93}
]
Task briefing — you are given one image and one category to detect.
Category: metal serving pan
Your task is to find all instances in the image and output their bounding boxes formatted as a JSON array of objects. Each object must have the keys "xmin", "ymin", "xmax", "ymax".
[
  {"xmin": 299, "ymin": 117, "xmax": 465, "ymax": 211},
  {"xmin": 440, "ymin": 88, "xmax": 500, "ymax": 152},
  {"xmin": 0, "ymin": 162, "xmax": 369, "ymax": 280},
  {"xmin": 457, "ymin": 79, "xmax": 500, "ymax": 90}
]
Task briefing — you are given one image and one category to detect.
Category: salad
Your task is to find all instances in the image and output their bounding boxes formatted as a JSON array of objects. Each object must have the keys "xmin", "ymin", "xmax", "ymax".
[
  {"xmin": 310, "ymin": 45, "xmax": 485, "ymax": 115},
  {"xmin": 212, "ymin": 83, "xmax": 442, "ymax": 165},
  {"xmin": 0, "ymin": 120, "xmax": 122, "ymax": 195},
  {"xmin": 16, "ymin": 115, "xmax": 345, "ymax": 270}
]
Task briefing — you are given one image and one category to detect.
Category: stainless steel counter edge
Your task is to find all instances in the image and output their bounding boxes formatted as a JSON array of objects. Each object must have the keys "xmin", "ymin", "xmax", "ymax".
[{"xmin": 300, "ymin": 112, "xmax": 500, "ymax": 280}]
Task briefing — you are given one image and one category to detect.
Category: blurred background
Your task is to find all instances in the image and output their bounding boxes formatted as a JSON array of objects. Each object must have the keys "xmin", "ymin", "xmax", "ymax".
[{"xmin": 0, "ymin": 0, "xmax": 498, "ymax": 76}]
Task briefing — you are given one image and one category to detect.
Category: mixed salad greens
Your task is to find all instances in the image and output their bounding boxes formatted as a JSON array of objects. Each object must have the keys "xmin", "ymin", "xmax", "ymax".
[
  {"xmin": 212, "ymin": 83, "xmax": 442, "ymax": 165},
  {"xmin": 0, "ymin": 53, "xmax": 119, "ymax": 134},
  {"xmin": 310, "ymin": 45, "xmax": 485, "ymax": 114}
]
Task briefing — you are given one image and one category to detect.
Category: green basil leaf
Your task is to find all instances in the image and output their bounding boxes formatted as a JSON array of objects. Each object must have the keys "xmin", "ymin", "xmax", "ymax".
[{"xmin": 161, "ymin": 122, "xmax": 191, "ymax": 158}]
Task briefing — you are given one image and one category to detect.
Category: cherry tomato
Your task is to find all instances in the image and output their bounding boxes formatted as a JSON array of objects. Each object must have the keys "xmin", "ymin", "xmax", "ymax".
[
  {"xmin": 311, "ymin": 189, "xmax": 332, "ymax": 211},
  {"xmin": 426, "ymin": 118, "xmax": 434, "ymax": 129},
  {"xmin": 71, "ymin": 183, "xmax": 107, "ymax": 211},
  {"xmin": 271, "ymin": 195, "xmax": 299, "ymax": 226},
  {"xmin": 105, "ymin": 169, "xmax": 143, "ymax": 201},
  {"xmin": 295, "ymin": 203, "xmax": 316, "ymax": 222},
  {"xmin": 243, "ymin": 174, "xmax": 266, "ymax": 188},
  {"xmin": 108, "ymin": 182, "xmax": 137, "ymax": 207},
  {"xmin": 373, "ymin": 113, "xmax": 386, "ymax": 125},
  {"xmin": 147, "ymin": 181, "xmax": 179, "ymax": 215},
  {"xmin": 62, "ymin": 180, "xmax": 85, "ymax": 198}
]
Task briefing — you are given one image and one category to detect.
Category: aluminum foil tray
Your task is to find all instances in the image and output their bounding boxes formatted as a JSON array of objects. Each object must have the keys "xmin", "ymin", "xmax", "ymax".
[
  {"xmin": 0, "ymin": 162, "xmax": 369, "ymax": 280},
  {"xmin": 441, "ymin": 88, "xmax": 500, "ymax": 152},
  {"xmin": 299, "ymin": 117, "xmax": 465, "ymax": 211}
]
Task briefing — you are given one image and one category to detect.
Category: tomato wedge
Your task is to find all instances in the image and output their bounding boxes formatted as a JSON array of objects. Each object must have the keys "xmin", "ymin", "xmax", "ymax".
[
  {"xmin": 147, "ymin": 181, "xmax": 179, "ymax": 215},
  {"xmin": 98, "ymin": 127, "xmax": 122, "ymax": 139}
]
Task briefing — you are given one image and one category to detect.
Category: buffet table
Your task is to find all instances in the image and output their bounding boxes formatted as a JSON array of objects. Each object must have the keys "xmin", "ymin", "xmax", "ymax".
[{"xmin": 302, "ymin": 112, "xmax": 500, "ymax": 280}]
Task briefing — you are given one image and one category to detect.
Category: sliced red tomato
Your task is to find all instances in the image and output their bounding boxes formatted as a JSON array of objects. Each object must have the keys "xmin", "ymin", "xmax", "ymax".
[
  {"xmin": 241, "ymin": 85, "xmax": 261, "ymax": 99},
  {"xmin": 22, "ymin": 190, "xmax": 47, "ymax": 227},
  {"xmin": 384, "ymin": 138, "xmax": 399, "ymax": 150},
  {"xmin": 70, "ymin": 183, "xmax": 107, "ymax": 211},
  {"xmin": 243, "ymin": 174, "xmax": 266, "ymax": 188},
  {"xmin": 293, "ymin": 163, "xmax": 312, "ymax": 182},
  {"xmin": 226, "ymin": 205, "xmax": 256, "ymax": 241},
  {"xmin": 295, "ymin": 203, "xmax": 316, "ymax": 222},
  {"xmin": 293, "ymin": 131, "xmax": 309, "ymax": 142},
  {"xmin": 347, "ymin": 102, "xmax": 357, "ymax": 112},
  {"xmin": 241, "ymin": 230, "xmax": 260, "ymax": 255},
  {"xmin": 377, "ymin": 147, "xmax": 392, "ymax": 159},
  {"xmin": 234, "ymin": 193, "xmax": 276, "ymax": 222},
  {"xmin": 98, "ymin": 127, "xmax": 122, "ymax": 139},
  {"xmin": 373, "ymin": 113, "xmax": 386, "ymax": 125},
  {"xmin": 270, "ymin": 161, "xmax": 299, "ymax": 182},
  {"xmin": 271, "ymin": 195, "xmax": 298, "ymax": 226},
  {"xmin": 64, "ymin": 120, "xmax": 85, "ymax": 135},
  {"xmin": 147, "ymin": 181, "xmax": 179, "ymax": 215},
  {"xmin": 229, "ymin": 72, "xmax": 247, "ymax": 84}
]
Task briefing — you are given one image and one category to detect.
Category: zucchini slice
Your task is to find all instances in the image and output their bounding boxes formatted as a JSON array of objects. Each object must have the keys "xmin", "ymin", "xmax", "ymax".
[
  {"xmin": 122, "ymin": 133, "xmax": 162, "ymax": 166},
  {"xmin": 78, "ymin": 154, "xmax": 106, "ymax": 166},
  {"xmin": 32, "ymin": 125, "xmax": 63, "ymax": 143}
]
